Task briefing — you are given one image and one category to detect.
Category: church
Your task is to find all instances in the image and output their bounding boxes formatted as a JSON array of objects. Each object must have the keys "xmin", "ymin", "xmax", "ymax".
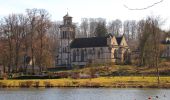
[{"xmin": 56, "ymin": 13, "xmax": 130, "ymax": 67}]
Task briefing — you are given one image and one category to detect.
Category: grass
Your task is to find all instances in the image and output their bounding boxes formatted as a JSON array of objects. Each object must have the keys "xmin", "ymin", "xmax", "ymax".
[
  {"xmin": 1, "ymin": 62, "xmax": 170, "ymax": 88},
  {"xmin": 64, "ymin": 64, "xmax": 170, "ymax": 76},
  {"xmin": 0, "ymin": 76, "xmax": 170, "ymax": 88},
  {"xmin": 68, "ymin": 65, "xmax": 138, "ymax": 76}
]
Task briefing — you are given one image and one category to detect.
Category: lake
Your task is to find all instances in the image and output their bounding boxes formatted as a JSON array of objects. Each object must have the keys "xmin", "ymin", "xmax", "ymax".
[{"xmin": 0, "ymin": 88, "xmax": 169, "ymax": 100}]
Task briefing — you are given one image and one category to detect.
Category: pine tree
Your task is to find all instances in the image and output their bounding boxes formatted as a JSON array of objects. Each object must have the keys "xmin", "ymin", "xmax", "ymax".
[{"xmin": 95, "ymin": 22, "xmax": 107, "ymax": 37}]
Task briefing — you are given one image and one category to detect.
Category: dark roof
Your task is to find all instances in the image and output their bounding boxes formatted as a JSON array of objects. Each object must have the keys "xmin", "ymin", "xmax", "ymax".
[
  {"xmin": 106, "ymin": 34, "xmax": 123, "ymax": 45},
  {"xmin": 70, "ymin": 36, "xmax": 123, "ymax": 48},
  {"xmin": 116, "ymin": 36, "xmax": 123, "ymax": 45},
  {"xmin": 70, "ymin": 37, "xmax": 108, "ymax": 48}
]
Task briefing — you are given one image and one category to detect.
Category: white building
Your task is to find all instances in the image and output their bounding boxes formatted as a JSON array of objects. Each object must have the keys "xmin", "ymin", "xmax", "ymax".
[
  {"xmin": 162, "ymin": 37, "xmax": 170, "ymax": 58},
  {"xmin": 56, "ymin": 13, "xmax": 75, "ymax": 67}
]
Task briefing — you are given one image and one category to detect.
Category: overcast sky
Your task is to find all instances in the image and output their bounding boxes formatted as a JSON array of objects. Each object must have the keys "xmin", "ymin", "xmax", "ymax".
[{"xmin": 0, "ymin": 0, "xmax": 169, "ymax": 30}]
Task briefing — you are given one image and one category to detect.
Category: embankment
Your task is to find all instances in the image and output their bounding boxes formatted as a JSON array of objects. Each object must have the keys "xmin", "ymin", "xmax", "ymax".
[{"xmin": 0, "ymin": 77, "xmax": 170, "ymax": 88}]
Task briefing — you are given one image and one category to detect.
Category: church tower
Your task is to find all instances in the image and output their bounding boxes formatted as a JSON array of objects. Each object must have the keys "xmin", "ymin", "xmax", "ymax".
[{"xmin": 57, "ymin": 13, "xmax": 75, "ymax": 67}]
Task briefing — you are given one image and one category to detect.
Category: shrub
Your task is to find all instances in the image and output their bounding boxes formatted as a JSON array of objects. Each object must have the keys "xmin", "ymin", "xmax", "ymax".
[
  {"xmin": 19, "ymin": 81, "xmax": 33, "ymax": 87},
  {"xmin": 44, "ymin": 81, "xmax": 53, "ymax": 87}
]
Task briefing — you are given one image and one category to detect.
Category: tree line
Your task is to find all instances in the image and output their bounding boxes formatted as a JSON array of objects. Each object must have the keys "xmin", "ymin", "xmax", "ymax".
[
  {"xmin": 77, "ymin": 18, "xmax": 138, "ymax": 40},
  {"xmin": 0, "ymin": 9, "xmax": 55, "ymax": 74},
  {"xmin": 0, "ymin": 8, "xmax": 169, "ymax": 75}
]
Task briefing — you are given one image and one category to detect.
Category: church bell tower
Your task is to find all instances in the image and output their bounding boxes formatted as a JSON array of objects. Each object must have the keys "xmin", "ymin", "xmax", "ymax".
[{"xmin": 57, "ymin": 13, "xmax": 75, "ymax": 67}]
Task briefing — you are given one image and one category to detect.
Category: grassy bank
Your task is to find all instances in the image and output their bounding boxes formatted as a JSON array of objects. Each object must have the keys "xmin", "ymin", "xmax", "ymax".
[{"xmin": 0, "ymin": 76, "xmax": 170, "ymax": 88}]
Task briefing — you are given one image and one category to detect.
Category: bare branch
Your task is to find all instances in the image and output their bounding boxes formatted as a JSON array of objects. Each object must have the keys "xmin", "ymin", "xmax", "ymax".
[{"xmin": 123, "ymin": 0, "xmax": 164, "ymax": 10}]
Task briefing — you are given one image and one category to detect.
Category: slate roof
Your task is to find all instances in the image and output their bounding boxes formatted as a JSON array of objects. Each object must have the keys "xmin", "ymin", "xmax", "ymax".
[
  {"xmin": 70, "ymin": 37, "xmax": 107, "ymax": 48},
  {"xmin": 116, "ymin": 37, "xmax": 123, "ymax": 45},
  {"xmin": 70, "ymin": 36, "xmax": 123, "ymax": 48}
]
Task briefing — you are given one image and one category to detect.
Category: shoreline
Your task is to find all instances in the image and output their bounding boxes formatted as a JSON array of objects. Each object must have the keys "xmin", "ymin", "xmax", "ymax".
[{"xmin": 0, "ymin": 77, "xmax": 170, "ymax": 88}]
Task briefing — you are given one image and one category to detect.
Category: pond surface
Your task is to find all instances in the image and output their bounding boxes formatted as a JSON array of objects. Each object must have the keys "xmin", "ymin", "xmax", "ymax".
[{"xmin": 0, "ymin": 88, "xmax": 169, "ymax": 100}]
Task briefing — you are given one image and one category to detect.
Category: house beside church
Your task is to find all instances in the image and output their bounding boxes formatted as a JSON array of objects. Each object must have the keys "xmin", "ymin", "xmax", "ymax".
[
  {"xmin": 161, "ymin": 37, "xmax": 170, "ymax": 58},
  {"xmin": 56, "ymin": 13, "xmax": 130, "ymax": 67}
]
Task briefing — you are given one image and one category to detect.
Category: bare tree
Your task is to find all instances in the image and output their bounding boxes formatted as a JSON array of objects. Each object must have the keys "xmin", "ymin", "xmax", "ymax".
[
  {"xmin": 47, "ymin": 21, "xmax": 61, "ymax": 67},
  {"xmin": 26, "ymin": 8, "xmax": 38, "ymax": 74},
  {"xmin": 123, "ymin": 20, "xmax": 130, "ymax": 40},
  {"xmin": 138, "ymin": 16, "xmax": 164, "ymax": 85},
  {"xmin": 123, "ymin": 0, "xmax": 164, "ymax": 10},
  {"xmin": 35, "ymin": 9, "xmax": 51, "ymax": 72},
  {"xmin": 80, "ymin": 18, "xmax": 89, "ymax": 37},
  {"xmin": 0, "ymin": 8, "xmax": 57, "ymax": 75},
  {"xmin": 0, "ymin": 15, "xmax": 16, "ymax": 73},
  {"xmin": 123, "ymin": 20, "xmax": 137, "ymax": 40},
  {"xmin": 130, "ymin": 20, "xmax": 137, "ymax": 39},
  {"xmin": 89, "ymin": 18, "xmax": 97, "ymax": 37},
  {"xmin": 108, "ymin": 19, "xmax": 122, "ymax": 36}
]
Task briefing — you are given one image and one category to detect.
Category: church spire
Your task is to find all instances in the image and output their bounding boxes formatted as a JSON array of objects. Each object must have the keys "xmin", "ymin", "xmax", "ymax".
[
  {"xmin": 63, "ymin": 11, "xmax": 72, "ymax": 25},
  {"xmin": 67, "ymin": 8, "xmax": 69, "ymax": 16}
]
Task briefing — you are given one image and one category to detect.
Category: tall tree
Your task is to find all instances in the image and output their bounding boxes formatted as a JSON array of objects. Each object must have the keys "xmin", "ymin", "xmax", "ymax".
[
  {"xmin": 26, "ymin": 8, "xmax": 38, "ymax": 74},
  {"xmin": 80, "ymin": 18, "xmax": 89, "ymax": 37},
  {"xmin": 123, "ymin": 20, "xmax": 137, "ymax": 40},
  {"xmin": 123, "ymin": 20, "xmax": 130, "ymax": 40},
  {"xmin": 138, "ymin": 16, "xmax": 164, "ymax": 85},
  {"xmin": 89, "ymin": 18, "xmax": 97, "ymax": 37},
  {"xmin": 47, "ymin": 21, "xmax": 61, "ymax": 67},
  {"xmin": 130, "ymin": 20, "xmax": 137, "ymax": 39},
  {"xmin": 35, "ymin": 9, "xmax": 51, "ymax": 72},
  {"xmin": 95, "ymin": 21, "xmax": 107, "ymax": 37},
  {"xmin": 108, "ymin": 19, "xmax": 122, "ymax": 36},
  {"xmin": 0, "ymin": 8, "xmax": 56, "ymax": 75}
]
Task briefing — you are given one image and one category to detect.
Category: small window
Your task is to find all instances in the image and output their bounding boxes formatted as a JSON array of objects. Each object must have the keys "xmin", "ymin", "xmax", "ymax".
[
  {"xmin": 73, "ymin": 50, "xmax": 76, "ymax": 62},
  {"xmin": 114, "ymin": 49, "xmax": 118, "ymax": 59},
  {"xmin": 81, "ymin": 49, "xmax": 84, "ymax": 61},
  {"xmin": 77, "ymin": 49, "xmax": 79, "ymax": 56},
  {"xmin": 98, "ymin": 51, "xmax": 100, "ymax": 58},
  {"xmin": 92, "ymin": 48, "xmax": 95, "ymax": 55},
  {"xmin": 100, "ymin": 48, "xmax": 103, "ymax": 54},
  {"xmin": 88, "ymin": 49, "xmax": 91, "ymax": 54}
]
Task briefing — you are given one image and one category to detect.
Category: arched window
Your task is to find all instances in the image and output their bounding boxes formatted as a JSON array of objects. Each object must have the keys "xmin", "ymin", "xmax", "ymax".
[
  {"xmin": 114, "ymin": 49, "xmax": 118, "ymax": 59},
  {"xmin": 65, "ymin": 32, "xmax": 67, "ymax": 39},
  {"xmin": 84, "ymin": 49, "xmax": 87, "ymax": 61},
  {"xmin": 97, "ymin": 51, "xmax": 100, "ymax": 58},
  {"xmin": 81, "ymin": 49, "xmax": 84, "ymax": 61},
  {"xmin": 92, "ymin": 48, "xmax": 95, "ymax": 55},
  {"xmin": 88, "ymin": 49, "xmax": 92, "ymax": 55},
  {"xmin": 73, "ymin": 50, "xmax": 76, "ymax": 62},
  {"xmin": 124, "ymin": 49, "xmax": 129, "ymax": 61},
  {"xmin": 77, "ymin": 49, "xmax": 79, "ymax": 61},
  {"xmin": 62, "ymin": 47, "xmax": 65, "ymax": 53},
  {"xmin": 100, "ymin": 48, "xmax": 103, "ymax": 58},
  {"xmin": 98, "ymin": 48, "xmax": 103, "ymax": 59},
  {"xmin": 63, "ymin": 31, "xmax": 65, "ymax": 39}
]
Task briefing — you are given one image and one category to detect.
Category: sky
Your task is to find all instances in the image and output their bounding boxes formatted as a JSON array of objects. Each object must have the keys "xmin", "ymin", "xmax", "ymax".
[{"xmin": 0, "ymin": 0, "xmax": 170, "ymax": 30}]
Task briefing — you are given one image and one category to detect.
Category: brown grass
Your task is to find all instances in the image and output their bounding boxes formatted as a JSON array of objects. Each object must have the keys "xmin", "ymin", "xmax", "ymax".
[{"xmin": 0, "ymin": 76, "xmax": 170, "ymax": 88}]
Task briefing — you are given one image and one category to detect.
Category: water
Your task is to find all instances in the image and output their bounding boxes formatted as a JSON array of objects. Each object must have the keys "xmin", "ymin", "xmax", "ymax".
[{"xmin": 0, "ymin": 88, "xmax": 169, "ymax": 100}]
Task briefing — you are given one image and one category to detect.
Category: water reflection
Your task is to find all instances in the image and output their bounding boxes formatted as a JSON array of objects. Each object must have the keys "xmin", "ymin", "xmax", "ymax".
[{"xmin": 0, "ymin": 88, "xmax": 169, "ymax": 100}]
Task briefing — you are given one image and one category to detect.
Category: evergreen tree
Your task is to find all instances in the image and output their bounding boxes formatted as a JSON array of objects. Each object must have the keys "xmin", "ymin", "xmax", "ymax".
[{"xmin": 95, "ymin": 22, "xmax": 107, "ymax": 37}]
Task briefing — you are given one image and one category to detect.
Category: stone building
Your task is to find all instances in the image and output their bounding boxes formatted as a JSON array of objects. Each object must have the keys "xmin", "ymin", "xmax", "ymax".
[
  {"xmin": 56, "ymin": 14, "xmax": 130, "ymax": 67},
  {"xmin": 161, "ymin": 37, "xmax": 170, "ymax": 58},
  {"xmin": 57, "ymin": 13, "xmax": 76, "ymax": 67}
]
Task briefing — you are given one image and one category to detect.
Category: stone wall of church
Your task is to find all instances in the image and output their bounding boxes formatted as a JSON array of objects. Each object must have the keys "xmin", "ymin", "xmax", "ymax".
[{"xmin": 70, "ymin": 47, "xmax": 118, "ymax": 66}]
